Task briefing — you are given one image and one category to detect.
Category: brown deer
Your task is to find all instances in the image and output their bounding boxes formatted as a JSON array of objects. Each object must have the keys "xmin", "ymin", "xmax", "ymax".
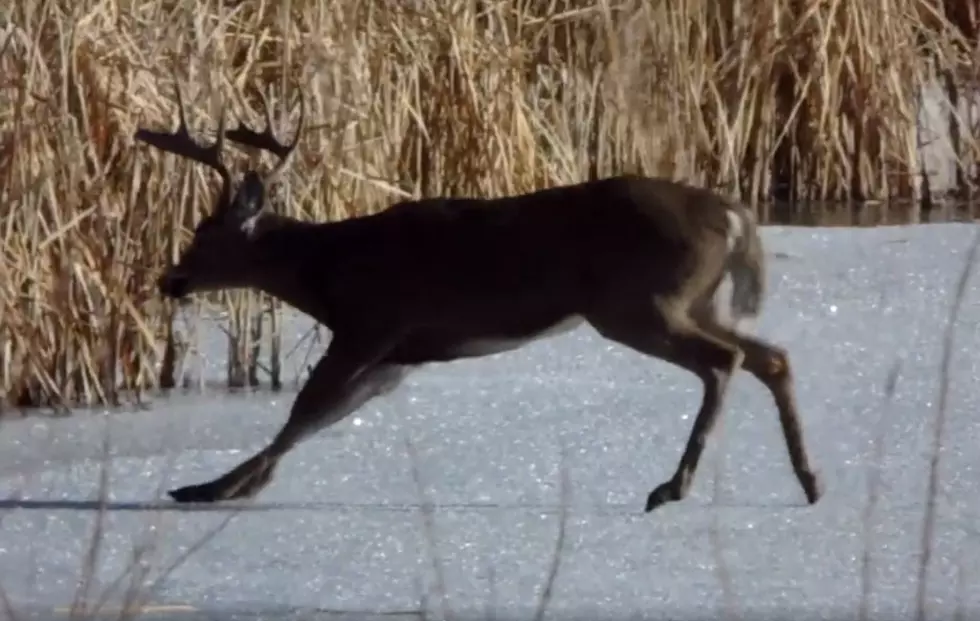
[{"xmin": 133, "ymin": 80, "xmax": 823, "ymax": 512}]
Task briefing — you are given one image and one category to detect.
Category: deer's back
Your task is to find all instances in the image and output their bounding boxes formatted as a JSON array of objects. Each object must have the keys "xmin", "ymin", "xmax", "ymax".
[{"xmin": 320, "ymin": 175, "xmax": 735, "ymax": 324}]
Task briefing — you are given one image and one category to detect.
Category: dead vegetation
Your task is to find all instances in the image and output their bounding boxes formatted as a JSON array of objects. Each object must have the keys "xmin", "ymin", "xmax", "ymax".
[{"xmin": 0, "ymin": 0, "xmax": 977, "ymax": 410}]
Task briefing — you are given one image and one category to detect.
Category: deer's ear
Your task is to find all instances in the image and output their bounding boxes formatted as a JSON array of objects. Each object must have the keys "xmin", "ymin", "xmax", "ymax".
[{"xmin": 230, "ymin": 172, "xmax": 266, "ymax": 221}]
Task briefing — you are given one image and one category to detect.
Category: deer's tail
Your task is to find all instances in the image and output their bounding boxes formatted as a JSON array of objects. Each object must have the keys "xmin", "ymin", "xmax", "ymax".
[{"xmin": 724, "ymin": 204, "xmax": 766, "ymax": 329}]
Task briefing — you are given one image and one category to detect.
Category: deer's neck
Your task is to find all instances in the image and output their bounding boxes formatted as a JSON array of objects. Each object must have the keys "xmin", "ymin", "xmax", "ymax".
[{"xmin": 249, "ymin": 214, "xmax": 340, "ymax": 324}]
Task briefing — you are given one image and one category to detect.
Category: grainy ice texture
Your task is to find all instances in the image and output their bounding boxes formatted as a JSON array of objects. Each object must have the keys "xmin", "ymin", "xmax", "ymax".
[{"xmin": 2, "ymin": 223, "xmax": 980, "ymax": 621}]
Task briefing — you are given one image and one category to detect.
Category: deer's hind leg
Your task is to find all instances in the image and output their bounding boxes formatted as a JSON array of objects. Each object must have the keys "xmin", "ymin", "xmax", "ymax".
[
  {"xmin": 169, "ymin": 334, "xmax": 404, "ymax": 503},
  {"xmin": 584, "ymin": 294, "xmax": 746, "ymax": 513},
  {"xmin": 690, "ymin": 300, "xmax": 823, "ymax": 506}
]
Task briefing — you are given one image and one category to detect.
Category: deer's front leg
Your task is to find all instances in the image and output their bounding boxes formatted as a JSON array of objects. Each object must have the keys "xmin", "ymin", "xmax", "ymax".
[{"xmin": 168, "ymin": 334, "xmax": 404, "ymax": 503}]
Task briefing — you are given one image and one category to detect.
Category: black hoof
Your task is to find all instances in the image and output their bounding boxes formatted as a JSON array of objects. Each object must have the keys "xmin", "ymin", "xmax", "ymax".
[
  {"xmin": 645, "ymin": 481, "xmax": 682, "ymax": 513},
  {"xmin": 802, "ymin": 470, "xmax": 824, "ymax": 505},
  {"xmin": 168, "ymin": 483, "xmax": 219, "ymax": 503}
]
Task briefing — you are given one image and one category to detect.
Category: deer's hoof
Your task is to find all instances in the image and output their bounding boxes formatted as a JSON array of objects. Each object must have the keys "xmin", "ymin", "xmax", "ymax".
[
  {"xmin": 802, "ymin": 470, "xmax": 824, "ymax": 505},
  {"xmin": 644, "ymin": 481, "xmax": 682, "ymax": 513},
  {"xmin": 168, "ymin": 483, "xmax": 219, "ymax": 503}
]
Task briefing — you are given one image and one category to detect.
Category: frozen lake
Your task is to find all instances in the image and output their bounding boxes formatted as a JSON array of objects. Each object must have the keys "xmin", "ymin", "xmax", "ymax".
[{"xmin": 2, "ymin": 223, "xmax": 980, "ymax": 620}]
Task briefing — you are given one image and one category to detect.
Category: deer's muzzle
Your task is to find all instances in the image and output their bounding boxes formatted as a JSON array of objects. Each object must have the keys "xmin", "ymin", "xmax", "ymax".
[{"xmin": 158, "ymin": 270, "xmax": 190, "ymax": 300}]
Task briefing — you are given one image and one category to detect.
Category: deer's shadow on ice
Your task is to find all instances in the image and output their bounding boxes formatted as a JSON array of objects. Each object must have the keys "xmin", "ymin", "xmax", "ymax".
[{"xmin": 0, "ymin": 497, "xmax": 805, "ymax": 515}]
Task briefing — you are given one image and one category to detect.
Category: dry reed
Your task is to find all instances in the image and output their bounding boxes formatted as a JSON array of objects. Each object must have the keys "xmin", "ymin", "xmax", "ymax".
[{"xmin": 0, "ymin": 0, "xmax": 977, "ymax": 410}]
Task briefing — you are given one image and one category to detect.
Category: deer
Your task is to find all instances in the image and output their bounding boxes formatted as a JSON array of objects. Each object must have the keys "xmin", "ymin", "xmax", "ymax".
[{"xmin": 133, "ymin": 79, "xmax": 823, "ymax": 513}]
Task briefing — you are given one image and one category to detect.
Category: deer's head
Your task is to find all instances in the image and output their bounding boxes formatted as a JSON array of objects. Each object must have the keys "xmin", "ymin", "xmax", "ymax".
[{"xmin": 134, "ymin": 79, "xmax": 305, "ymax": 300}]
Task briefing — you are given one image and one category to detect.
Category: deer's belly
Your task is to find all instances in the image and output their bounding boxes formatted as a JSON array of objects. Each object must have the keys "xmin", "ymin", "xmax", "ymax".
[
  {"xmin": 448, "ymin": 314, "xmax": 585, "ymax": 358},
  {"xmin": 387, "ymin": 314, "xmax": 585, "ymax": 364}
]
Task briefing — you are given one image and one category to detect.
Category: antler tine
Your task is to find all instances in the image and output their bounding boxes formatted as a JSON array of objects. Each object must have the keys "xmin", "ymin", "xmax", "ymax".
[
  {"xmin": 224, "ymin": 88, "xmax": 306, "ymax": 185},
  {"xmin": 134, "ymin": 79, "xmax": 230, "ymax": 182},
  {"xmin": 264, "ymin": 94, "xmax": 305, "ymax": 185}
]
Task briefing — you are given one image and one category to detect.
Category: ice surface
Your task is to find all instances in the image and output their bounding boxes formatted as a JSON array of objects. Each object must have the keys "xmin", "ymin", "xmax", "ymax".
[{"xmin": 2, "ymin": 223, "xmax": 980, "ymax": 621}]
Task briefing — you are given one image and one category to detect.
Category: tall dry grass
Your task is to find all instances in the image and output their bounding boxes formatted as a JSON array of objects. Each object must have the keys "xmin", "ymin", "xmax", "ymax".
[{"xmin": 0, "ymin": 0, "xmax": 977, "ymax": 410}]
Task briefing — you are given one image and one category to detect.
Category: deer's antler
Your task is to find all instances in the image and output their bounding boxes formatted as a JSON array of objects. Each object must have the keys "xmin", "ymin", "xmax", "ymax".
[
  {"xmin": 135, "ymin": 77, "xmax": 231, "ymax": 208},
  {"xmin": 224, "ymin": 88, "xmax": 306, "ymax": 185}
]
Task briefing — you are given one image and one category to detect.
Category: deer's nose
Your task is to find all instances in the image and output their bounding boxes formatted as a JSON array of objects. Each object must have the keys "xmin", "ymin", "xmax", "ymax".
[{"xmin": 158, "ymin": 270, "xmax": 190, "ymax": 300}]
